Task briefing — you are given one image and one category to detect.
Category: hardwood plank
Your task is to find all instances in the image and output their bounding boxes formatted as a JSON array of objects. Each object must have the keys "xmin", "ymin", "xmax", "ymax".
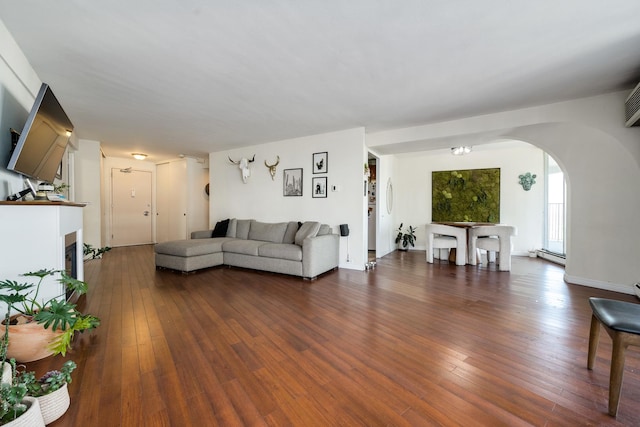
[{"xmin": 26, "ymin": 245, "xmax": 639, "ymax": 426}]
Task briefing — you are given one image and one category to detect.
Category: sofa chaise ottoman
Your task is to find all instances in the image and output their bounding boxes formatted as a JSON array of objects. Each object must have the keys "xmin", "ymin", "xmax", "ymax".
[{"xmin": 154, "ymin": 219, "xmax": 339, "ymax": 279}]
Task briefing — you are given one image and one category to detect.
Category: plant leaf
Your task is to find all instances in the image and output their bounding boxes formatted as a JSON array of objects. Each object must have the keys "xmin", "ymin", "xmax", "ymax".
[{"xmin": 34, "ymin": 299, "xmax": 78, "ymax": 331}]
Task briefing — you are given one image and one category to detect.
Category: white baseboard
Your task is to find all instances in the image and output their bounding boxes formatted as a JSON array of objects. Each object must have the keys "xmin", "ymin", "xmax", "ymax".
[
  {"xmin": 564, "ymin": 274, "xmax": 634, "ymax": 295},
  {"xmin": 535, "ymin": 250, "xmax": 566, "ymax": 266}
]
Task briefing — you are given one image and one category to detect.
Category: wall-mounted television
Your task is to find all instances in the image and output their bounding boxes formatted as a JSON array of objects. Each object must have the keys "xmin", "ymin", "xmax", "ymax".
[{"xmin": 7, "ymin": 83, "xmax": 74, "ymax": 183}]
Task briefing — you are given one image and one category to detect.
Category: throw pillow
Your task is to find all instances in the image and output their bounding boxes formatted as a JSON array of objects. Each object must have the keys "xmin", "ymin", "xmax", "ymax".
[
  {"xmin": 294, "ymin": 221, "xmax": 321, "ymax": 246},
  {"xmin": 235, "ymin": 219, "xmax": 252, "ymax": 240},
  {"xmin": 226, "ymin": 218, "xmax": 237, "ymax": 238},
  {"xmin": 211, "ymin": 219, "xmax": 230, "ymax": 237},
  {"xmin": 282, "ymin": 222, "xmax": 299, "ymax": 244}
]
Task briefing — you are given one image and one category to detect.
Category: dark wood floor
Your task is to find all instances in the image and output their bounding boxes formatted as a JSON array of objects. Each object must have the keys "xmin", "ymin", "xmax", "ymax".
[{"xmin": 29, "ymin": 245, "xmax": 640, "ymax": 426}]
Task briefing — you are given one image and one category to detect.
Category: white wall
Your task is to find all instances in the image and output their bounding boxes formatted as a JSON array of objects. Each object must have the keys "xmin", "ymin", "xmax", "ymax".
[
  {"xmin": 392, "ymin": 142, "xmax": 544, "ymax": 255},
  {"xmin": 368, "ymin": 92, "xmax": 640, "ymax": 294},
  {"xmin": 0, "ymin": 19, "xmax": 42, "ymax": 199},
  {"xmin": 74, "ymin": 139, "xmax": 103, "ymax": 247},
  {"xmin": 209, "ymin": 128, "xmax": 367, "ymax": 270},
  {"xmin": 0, "ymin": 20, "xmax": 105, "ymax": 252}
]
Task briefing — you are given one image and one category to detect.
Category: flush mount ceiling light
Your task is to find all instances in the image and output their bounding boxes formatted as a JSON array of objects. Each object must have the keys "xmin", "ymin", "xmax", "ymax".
[
  {"xmin": 451, "ymin": 146, "xmax": 472, "ymax": 156},
  {"xmin": 132, "ymin": 153, "xmax": 147, "ymax": 160}
]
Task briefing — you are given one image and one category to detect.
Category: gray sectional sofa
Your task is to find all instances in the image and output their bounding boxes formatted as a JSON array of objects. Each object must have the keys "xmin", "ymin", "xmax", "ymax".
[{"xmin": 154, "ymin": 219, "xmax": 339, "ymax": 279}]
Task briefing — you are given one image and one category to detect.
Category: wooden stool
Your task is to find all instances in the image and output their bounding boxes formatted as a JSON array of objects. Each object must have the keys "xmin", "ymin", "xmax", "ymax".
[{"xmin": 587, "ymin": 297, "xmax": 640, "ymax": 416}]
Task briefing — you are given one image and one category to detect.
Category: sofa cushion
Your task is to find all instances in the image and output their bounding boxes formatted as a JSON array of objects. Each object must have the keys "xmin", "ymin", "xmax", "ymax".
[
  {"xmin": 236, "ymin": 219, "xmax": 252, "ymax": 240},
  {"xmin": 258, "ymin": 243, "xmax": 302, "ymax": 261},
  {"xmin": 155, "ymin": 238, "xmax": 229, "ymax": 257},
  {"xmin": 295, "ymin": 221, "xmax": 321, "ymax": 245},
  {"xmin": 222, "ymin": 239, "xmax": 266, "ymax": 256},
  {"xmin": 212, "ymin": 219, "xmax": 230, "ymax": 237},
  {"xmin": 317, "ymin": 224, "xmax": 331, "ymax": 236},
  {"xmin": 249, "ymin": 220, "xmax": 288, "ymax": 243},
  {"xmin": 226, "ymin": 218, "xmax": 237, "ymax": 238},
  {"xmin": 282, "ymin": 222, "xmax": 299, "ymax": 244}
]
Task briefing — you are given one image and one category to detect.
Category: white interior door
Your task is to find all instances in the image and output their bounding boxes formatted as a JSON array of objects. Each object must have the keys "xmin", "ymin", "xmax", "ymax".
[
  {"xmin": 156, "ymin": 160, "xmax": 188, "ymax": 242},
  {"xmin": 111, "ymin": 168, "xmax": 153, "ymax": 246}
]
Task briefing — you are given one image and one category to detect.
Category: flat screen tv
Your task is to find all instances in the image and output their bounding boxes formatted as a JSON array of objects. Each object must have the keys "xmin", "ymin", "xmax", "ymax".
[{"xmin": 7, "ymin": 83, "xmax": 74, "ymax": 183}]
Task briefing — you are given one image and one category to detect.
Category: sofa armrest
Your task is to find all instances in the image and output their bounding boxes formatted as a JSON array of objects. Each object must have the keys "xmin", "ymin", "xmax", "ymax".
[
  {"xmin": 191, "ymin": 230, "xmax": 213, "ymax": 239},
  {"xmin": 302, "ymin": 234, "xmax": 339, "ymax": 279}
]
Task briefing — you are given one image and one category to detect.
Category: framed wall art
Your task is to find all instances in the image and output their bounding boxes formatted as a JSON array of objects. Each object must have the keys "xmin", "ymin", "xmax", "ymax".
[
  {"xmin": 313, "ymin": 152, "xmax": 328, "ymax": 174},
  {"xmin": 432, "ymin": 168, "xmax": 500, "ymax": 223},
  {"xmin": 312, "ymin": 177, "xmax": 327, "ymax": 198},
  {"xmin": 283, "ymin": 168, "xmax": 303, "ymax": 196}
]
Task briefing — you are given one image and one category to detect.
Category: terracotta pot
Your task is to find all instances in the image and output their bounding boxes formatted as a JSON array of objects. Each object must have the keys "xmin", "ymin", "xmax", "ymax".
[
  {"xmin": 3, "ymin": 396, "xmax": 46, "ymax": 427},
  {"xmin": 4, "ymin": 316, "xmax": 62, "ymax": 363},
  {"xmin": 36, "ymin": 383, "xmax": 70, "ymax": 425}
]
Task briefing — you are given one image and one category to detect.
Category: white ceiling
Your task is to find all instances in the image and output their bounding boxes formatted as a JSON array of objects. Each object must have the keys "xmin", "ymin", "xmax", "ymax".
[{"xmin": 1, "ymin": 1, "xmax": 640, "ymax": 162}]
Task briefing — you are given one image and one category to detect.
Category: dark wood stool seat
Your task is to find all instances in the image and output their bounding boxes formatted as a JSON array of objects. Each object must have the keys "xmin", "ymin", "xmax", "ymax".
[{"xmin": 588, "ymin": 297, "xmax": 640, "ymax": 416}]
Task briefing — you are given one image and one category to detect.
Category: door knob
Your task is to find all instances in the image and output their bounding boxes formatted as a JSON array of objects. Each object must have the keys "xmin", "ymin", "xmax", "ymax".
[{"xmin": 143, "ymin": 211, "xmax": 150, "ymax": 216}]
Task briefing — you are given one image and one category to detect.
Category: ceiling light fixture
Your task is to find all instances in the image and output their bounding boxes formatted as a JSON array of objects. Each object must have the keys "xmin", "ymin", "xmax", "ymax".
[
  {"xmin": 132, "ymin": 153, "xmax": 147, "ymax": 160},
  {"xmin": 451, "ymin": 146, "xmax": 472, "ymax": 156}
]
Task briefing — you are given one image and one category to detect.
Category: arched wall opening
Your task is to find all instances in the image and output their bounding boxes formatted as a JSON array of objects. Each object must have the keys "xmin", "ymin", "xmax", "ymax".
[
  {"xmin": 497, "ymin": 122, "xmax": 640, "ymax": 294},
  {"xmin": 370, "ymin": 92, "xmax": 640, "ymax": 294}
]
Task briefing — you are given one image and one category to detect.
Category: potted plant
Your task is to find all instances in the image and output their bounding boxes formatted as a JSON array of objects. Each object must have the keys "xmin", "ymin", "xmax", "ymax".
[
  {"xmin": 15, "ymin": 361, "xmax": 75, "ymax": 424},
  {"xmin": 0, "ymin": 371, "xmax": 45, "ymax": 426},
  {"xmin": 83, "ymin": 243, "xmax": 111, "ymax": 261},
  {"xmin": 0, "ymin": 269, "xmax": 100, "ymax": 363},
  {"xmin": 395, "ymin": 223, "xmax": 417, "ymax": 250},
  {"xmin": 0, "ymin": 317, "xmax": 45, "ymax": 426}
]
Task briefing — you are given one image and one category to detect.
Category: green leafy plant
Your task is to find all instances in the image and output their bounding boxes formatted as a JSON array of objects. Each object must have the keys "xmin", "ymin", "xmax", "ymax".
[
  {"xmin": 0, "ymin": 314, "xmax": 28, "ymax": 423},
  {"xmin": 16, "ymin": 360, "xmax": 76, "ymax": 398},
  {"xmin": 52, "ymin": 182, "xmax": 70, "ymax": 194},
  {"xmin": 0, "ymin": 269, "xmax": 100, "ymax": 357},
  {"xmin": 83, "ymin": 243, "xmax": 111, "ymax": 260},
  {"xmin": 0, "ymin": 359, "xmax": 28, "ymax": 424},
  {"xmin": 395, "ymin": 223, "xmax": 417, "ymax": 249}
]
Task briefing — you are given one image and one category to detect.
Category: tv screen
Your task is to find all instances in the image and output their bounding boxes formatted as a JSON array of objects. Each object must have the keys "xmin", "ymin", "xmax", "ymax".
[{"xmin": 7, "ymin": 83, "xmax": 74, "ymax": 183}]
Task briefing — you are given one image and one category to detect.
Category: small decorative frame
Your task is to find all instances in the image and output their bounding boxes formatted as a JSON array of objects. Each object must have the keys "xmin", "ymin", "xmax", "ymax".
[
  {"xmin": 283, "ymin": 168, "xmax": 303, "ymax": 196},
  {"xmin": 312, "ymin": 177, "xmax": 327, "ymax": 198},
  {"xmin": 312, "ymin": 152, "xmax": 328, "ymax": 174}
]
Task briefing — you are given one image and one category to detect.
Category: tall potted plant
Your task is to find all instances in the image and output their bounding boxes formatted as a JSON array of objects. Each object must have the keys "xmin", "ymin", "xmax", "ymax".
[
  {"xmin": 0, "ymin": 302, "xmax": 46, "ymax": 426},
  {"xmin": 0, "ymin": 269, "xmax": 100, "ymax": 363}
]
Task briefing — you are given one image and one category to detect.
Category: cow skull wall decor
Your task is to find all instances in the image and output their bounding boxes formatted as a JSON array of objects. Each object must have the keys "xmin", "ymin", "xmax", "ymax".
[
  {"xmin": 228, "ymin": 154, "xmax": 255, "ymax": 183},
  {"xmin": 264, "ymin": 156, "xmax": 280, "ymax": 181}
]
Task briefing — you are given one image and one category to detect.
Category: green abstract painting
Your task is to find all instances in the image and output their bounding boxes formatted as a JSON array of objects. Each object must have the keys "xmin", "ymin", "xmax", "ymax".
[{"xmin": 432, "ymin": 168, "xmax": 500, "ymax": 223}]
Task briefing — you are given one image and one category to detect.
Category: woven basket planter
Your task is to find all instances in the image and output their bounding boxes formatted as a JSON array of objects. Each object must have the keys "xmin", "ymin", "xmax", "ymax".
[
  {"xmin": 4, "ymin": 396, "xmax": 45, "ymax": 427},
  {"xmin": 36, "ymin": 383, "xmax": 70, "ymax": 425}
]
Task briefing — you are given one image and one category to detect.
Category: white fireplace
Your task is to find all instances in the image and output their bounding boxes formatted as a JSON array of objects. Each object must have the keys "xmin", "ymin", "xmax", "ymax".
[{"xmin": 0, "ymin": 201, "xmax": 84, "ymax": 315}]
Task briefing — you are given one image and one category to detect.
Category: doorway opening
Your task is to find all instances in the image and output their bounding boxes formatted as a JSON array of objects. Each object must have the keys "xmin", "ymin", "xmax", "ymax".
[
  {"xmin": 543, "ymin": 154, "xmax": 566, "ymax": 257},
  {"xmin": 367, "ymin": 153, "xmax": 378, "ymax": 263}
]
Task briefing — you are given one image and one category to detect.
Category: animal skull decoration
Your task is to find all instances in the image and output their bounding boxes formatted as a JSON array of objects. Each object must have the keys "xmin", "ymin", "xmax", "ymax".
[
  {"xmin": 228, "ymin": 154, "xmax": 256, "ymax": 183},
  {"xmin": 264, "ymin": 156, "xmax": 280, "ymax": 181}
]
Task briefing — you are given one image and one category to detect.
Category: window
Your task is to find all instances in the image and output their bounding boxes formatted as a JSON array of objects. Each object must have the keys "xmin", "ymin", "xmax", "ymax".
[{"xmin": 544, "ymin": 154, "xmax": 566, "ymax": 256}]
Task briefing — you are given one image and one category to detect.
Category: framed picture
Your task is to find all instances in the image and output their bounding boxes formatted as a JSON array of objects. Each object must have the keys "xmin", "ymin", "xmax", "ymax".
[
  {"xmin": 312, "ymin": 177, "xmax": 327, "ymax": 198},
  {"xmin": 313, "ymin": 152, "xmax": 328, "ymax": 174},
  {"xmin": 283, "ymin": 168, "xmax": 303, "ymax": 196}
]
